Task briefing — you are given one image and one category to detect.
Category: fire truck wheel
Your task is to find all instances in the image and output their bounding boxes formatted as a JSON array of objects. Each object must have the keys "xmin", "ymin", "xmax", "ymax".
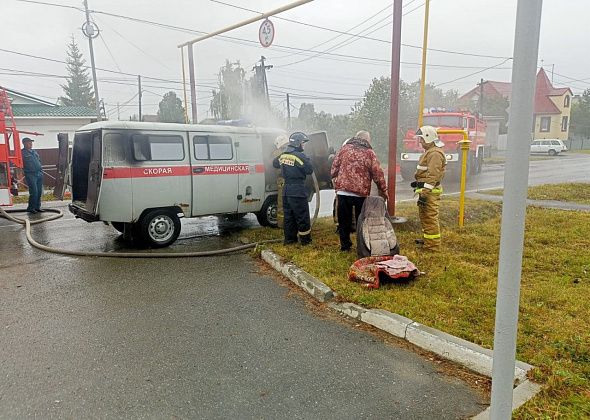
[
  {"xmin": 256, "ymin": 196, "xmax": 278, "ymax": 228},
  {"xmin": 139, "ymin": 209, "xmax": 181, "ymax": 248}
]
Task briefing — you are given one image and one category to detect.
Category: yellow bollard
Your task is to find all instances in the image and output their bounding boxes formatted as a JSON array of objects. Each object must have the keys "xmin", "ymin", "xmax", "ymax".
[
  {"xmin": 457, "ymin": 138, "xmax": 472, "ymax": 228},
  {"xmin": 436, "ymin": 129, "xmax": 470, "ymax": 227}
]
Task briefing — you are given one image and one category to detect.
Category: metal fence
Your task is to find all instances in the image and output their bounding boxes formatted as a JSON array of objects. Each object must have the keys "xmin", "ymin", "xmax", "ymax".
[{"xmin": 566, "ymin": 137, "xmax": 590, "ymax": 151}]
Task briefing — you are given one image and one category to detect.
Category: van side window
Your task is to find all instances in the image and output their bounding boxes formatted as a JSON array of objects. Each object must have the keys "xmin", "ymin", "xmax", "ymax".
[
  {"xmin": 469, "ymin": 119, "xmax": 476, "ymax": 129},
  {"xmin": 132, "ymin": 134, "xmax": 184, "ymax": 161},
  {"xmin": 104, "ymin": 133, "xmax": 127, "ymax": 163},
  {"xmin": 193, "ymin": 135, "xmax": 233, "ymax": 160}
]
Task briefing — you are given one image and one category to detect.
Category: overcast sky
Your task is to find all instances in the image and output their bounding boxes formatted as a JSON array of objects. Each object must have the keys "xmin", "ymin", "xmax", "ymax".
[{"xmin": 1, "ymin": 0, "xmax": 588, "ymax": 121}]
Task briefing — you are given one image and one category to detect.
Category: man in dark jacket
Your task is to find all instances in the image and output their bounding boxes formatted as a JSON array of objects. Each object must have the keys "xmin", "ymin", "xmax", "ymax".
[
  {"xmin": 21, "ymin": 137, "xmax": 43, "ymax": 213},
  {"xmin": 331, "ymin": 130, "xmax": 388, "ymax": 251},
  {"xmin": 273, "ymin": 132, "xmax": 314, "ymax": 245}
]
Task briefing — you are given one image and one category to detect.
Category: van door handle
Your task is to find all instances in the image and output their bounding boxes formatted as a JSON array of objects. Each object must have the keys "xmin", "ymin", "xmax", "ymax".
[{"xmin": 192, "ymin": 167, "xmax": 205, "ymax": 174}]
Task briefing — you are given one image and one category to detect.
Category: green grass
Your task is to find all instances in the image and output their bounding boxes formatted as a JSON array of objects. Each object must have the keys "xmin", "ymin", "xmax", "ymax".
[
  {"xmin": 11, "ymin": 192, "xmax": 58, "ymax": 204},
  {"xmin": 485, "ymin": 183, "xmax": 590, "ymax": 205},
  {"xmin": 571, "ymin": 149, "xmax": 590, "ymax": 154},
  {"xmin": 248, "ymin": 195, "xmax": 590, "ymax": 418}
]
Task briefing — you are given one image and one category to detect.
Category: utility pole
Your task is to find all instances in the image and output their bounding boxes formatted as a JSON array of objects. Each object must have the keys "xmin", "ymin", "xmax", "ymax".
[
  {"xmin": 117, "ymin": 102, "xmax": 120, "ymax": 120},
  {"xmin": 187, "ymin": 45, "xmax": 197, "ymax": 123},
  {"xmin": 138, "ymin": 75, "xmax": 142, "ymax": 122},
  {"xmin": 260, "ymin": 56, "xmax": 273, "ymax": 108},
  {"xmin": 286, "ymin": 93, "xmax": 291, "ymax": 129},
  {"xmin": 387, "ymin": 0, "xmax": 403, "ymax": 217},
  {"xmin": 82, "ymin": 0, "xmax": 101, "ymax": 121},
  {"xmin": 178, "ymin": 0, "xmax": 313, "ymax": 123},
  {"xmin": 551, "ymin": 63, "xmax": 555, "ymax": 83},
  {"xmin": 490, "ymin": 1, "xmax": 543, "ymax": 418},
  {"xmin": 478, "ymin": 78, "xmax": 485, "ymax": 116}
]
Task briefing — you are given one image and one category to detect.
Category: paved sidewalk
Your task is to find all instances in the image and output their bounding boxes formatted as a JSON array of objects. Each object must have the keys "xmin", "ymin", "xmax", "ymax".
[{"xmin": 468, "ymin": 192, "xmax": 590, "ymax": 212}]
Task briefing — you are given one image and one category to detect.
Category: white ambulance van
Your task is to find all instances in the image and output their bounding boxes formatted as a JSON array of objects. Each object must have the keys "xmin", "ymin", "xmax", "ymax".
[{"xmin": 68, "ymin": 121, "xmax": 332, "ymax": 247}]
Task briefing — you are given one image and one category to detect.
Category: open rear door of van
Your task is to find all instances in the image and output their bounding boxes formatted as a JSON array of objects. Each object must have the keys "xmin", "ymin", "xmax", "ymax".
[
  {"xmin": 53, "ymin": 133, "xmax": 69, "ymax": 200},
  {"xmin": 306, "ymin": 131, "xmax": 333, "ymax": 195},
  {"xmin": 84, "ymin": 132, "xmax": 102, "ymax": 214}
]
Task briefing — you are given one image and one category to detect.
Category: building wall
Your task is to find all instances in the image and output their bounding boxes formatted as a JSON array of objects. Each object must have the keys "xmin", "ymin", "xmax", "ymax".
[
  {"xmin": 14, "ymin": 117, "xmax": 94, "ymax": 149},
  {"xmin": 532, "ymin": 93, "xmax": 571, "ymax": 140},
  {"xmin": 14, "ymin": 117, "xmax": 94, "ymax": 187}
]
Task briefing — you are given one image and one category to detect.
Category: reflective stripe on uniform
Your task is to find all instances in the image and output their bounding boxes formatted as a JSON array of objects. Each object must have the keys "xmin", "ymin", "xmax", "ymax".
[
  {"xmin": 416, "ymin": 165, "xmax": 428, "ymax": 170},
  {"xmin": 279, "ymin": 154, "xmax": 304, "ymax": 166},
  {"xmin": 423, "ymin": 232, "xmax": 441, "ymax": 239},
  {"xmin": 298, "ymin": 228, "xmax": 311, "ymax": 236},
  {"xmin": 415, "ymin": 187, "xmax": 443, "ymax": 194},
  {"xmin": 424, "ymin": 182, "xmax": 436, "ymax": 190}
]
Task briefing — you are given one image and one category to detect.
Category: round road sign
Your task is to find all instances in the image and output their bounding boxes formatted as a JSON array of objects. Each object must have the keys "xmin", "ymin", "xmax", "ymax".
[{"xmin": 259, "ymin": 19, "xmax": 275, "ymax": 48}]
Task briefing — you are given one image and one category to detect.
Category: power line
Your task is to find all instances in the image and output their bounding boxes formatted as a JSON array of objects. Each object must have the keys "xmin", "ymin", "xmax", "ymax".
[
  {"xmin": 207, "ymin": 0, "xmax": 510, "ymax": 59},
  {"xmin": 11, "ymin": 0, "xmax": 512, "ymax": 61},
  {"xmin": 435, "ymin": 58, "xmax": 512, "ymax": 87}
]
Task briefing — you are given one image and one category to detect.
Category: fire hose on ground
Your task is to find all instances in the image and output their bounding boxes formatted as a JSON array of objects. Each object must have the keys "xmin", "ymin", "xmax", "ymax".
[{"xmin": 0, "ymin": 173, "xmax": 321, "ymax": 258}]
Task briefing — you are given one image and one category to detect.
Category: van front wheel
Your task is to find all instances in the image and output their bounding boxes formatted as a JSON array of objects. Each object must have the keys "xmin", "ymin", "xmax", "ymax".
[{"xmin": 139, "ymin": 209, "xmax": 181, "ymax": 248}]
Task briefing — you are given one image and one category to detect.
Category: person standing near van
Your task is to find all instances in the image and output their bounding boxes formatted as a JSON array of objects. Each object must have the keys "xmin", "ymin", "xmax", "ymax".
[
  {"xmin": 330, "ymin": 130, "xmax": 388, "ymax": 251},
  {"xmin": 411, "ymin": 126, "xmax": 447, "ymax": 252},
  {"xmin": 21, "ymin": 137, "xmax": 43, "ymax": 214},
  {"xmin": 273, "ymin": 132, "xmax": 314, "ymax": 245},
  {"xmin": 272, "ymin": 134, "xmax": 289, "ymax": 228}
]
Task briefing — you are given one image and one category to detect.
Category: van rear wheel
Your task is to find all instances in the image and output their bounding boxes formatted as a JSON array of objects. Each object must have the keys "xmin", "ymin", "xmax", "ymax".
[
  {"xmin": 256, "ymin": 196, "xmax": 278, "ymax": 228},
  {"xmin": 139, "ymin": 209, "xmax": 181, "ymax": 248}
]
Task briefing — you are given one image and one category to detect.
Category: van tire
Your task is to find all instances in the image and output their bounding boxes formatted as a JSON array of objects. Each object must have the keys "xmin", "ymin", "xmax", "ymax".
[
  {"xmin": 548, "ymin": 149, "xmax": 557, "ymax": 156},
  {"xmin": 256, "ymin": 196, "xmax": 278, "ymax": 228},
  {"xmin": 139, "ymin": 209, "xmax": 181, "ymax": 248},
  {"xmin": 111, "ymin": 222, "xmax": 125, "ymax": 233}
]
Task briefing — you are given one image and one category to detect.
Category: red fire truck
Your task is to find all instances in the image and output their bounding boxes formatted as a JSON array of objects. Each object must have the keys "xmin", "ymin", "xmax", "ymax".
[
  {"xmin": 399, "ymin": 111, "xmax": 488, "ymax": 181},
  {"xmin": 0, "ymin": 87, "xmax": 41, "ymax": 206}
]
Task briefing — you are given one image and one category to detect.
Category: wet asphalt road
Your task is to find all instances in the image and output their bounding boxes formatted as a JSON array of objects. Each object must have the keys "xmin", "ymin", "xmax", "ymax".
[{"xmin": 0, "ymin": 205, "xmax": 487, "ymax": 419}]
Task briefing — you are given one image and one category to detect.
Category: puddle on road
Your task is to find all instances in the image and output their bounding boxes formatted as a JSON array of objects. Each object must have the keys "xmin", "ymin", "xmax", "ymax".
[{"xmin": 18, "ymin": 213, "xmax": 266, "ymax": 256}]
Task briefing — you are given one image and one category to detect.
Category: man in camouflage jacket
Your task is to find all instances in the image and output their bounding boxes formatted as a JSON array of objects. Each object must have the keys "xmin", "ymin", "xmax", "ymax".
[{"xmin": 330, "ymin": 130, "xmax": 388, "ymax": 251}]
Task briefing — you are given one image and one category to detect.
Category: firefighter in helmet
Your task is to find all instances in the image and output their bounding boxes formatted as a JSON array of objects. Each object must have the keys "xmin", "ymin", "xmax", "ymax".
[
  {"xmin": 273, "ymin": 132, "xmax": 314, "ymax": 245},
  {"xmin": 272, "ymin": 134, "xmax": 289, "ymax": 228},
  {"xmin": 411, "ymin": 126, "xmax": 446, "ymax": 251}
]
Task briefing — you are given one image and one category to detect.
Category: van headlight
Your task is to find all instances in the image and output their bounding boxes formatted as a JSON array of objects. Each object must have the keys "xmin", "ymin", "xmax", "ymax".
[
  {"xmin": 446, "ymin": 154, "xmax": 453, "ymax": 161},
  {"xmin": 401, "ymin": 153, "xmax": 409, "ymax": 160}
]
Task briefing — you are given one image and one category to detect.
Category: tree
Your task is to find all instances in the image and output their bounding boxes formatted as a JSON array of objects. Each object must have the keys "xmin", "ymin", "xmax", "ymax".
[
  {"xmin": 210, "ymin": 60, "xmax": 245, "ymax": 120},
  {"xmin": 59, "ymin": 38, "xmax": 95, "ymax": 107},
  {"xmin": 571, "ymin": 89, "xmax": 590, "ymax": 138},
  {"xmin": 157, "ymin": 91, "xmax": 185, "ymax": 123}
]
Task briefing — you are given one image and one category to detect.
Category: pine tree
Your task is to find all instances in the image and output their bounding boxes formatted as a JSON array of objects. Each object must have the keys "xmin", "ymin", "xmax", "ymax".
[
  {"xmin": 59, "ymin": 38, "xmax": 95, "ymax": 107},
  {"xmin": 157, "ymin": 91, "xmax": 185, "ymax": 123}
]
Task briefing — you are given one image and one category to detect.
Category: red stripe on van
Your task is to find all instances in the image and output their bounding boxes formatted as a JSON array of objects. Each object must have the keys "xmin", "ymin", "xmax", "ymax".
[
  {"xmin": 102, "ymin": 164, "xmax": 265, "ymax": 179},
  {"xmin": 192, "ymin": 164, "xmax": 264, "ymax": 175},
  {"xmin": 103, "ymin": 166, "xmax": 191, "ymax": 179}
]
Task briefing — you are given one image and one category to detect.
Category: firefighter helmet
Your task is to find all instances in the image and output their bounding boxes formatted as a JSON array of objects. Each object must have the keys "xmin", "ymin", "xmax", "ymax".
[
  {"xmin": 288, "ymin": 132, "xmax": 310, "ymax": 148},
  {"xmin": 274, "ymin": 134, "xmax": 289, "ymax": 149},
  {"xmin": 416, "ymin": 126, "xmax": 444, "ymax": 147}
]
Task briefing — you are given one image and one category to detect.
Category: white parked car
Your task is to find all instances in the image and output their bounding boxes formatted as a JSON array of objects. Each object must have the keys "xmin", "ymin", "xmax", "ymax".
[{"xmin": 530, "ymin": 139, "xmax": 568, "ymax": 156}]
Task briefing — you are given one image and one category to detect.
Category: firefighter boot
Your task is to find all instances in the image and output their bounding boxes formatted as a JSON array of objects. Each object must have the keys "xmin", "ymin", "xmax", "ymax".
[
  {"xmin": 418, "ymin": 190, "xmax": 441, "ymax": 252},
  {"xmin": 299, "ymin": 232, "xmax": 312, "ymax": 246}
]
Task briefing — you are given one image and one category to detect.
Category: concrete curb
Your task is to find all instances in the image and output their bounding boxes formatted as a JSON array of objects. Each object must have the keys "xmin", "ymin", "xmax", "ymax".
[
  {"xmin": 472, "ymin": 380, "xmax": 543, "ymax": 419},
  {"xmin": 261, "ymin": 249, "xmax": 542, "ymax": 416},
  {"xmin": 260, "ymin": 250, "xmax": 334, "ymax": 302}
]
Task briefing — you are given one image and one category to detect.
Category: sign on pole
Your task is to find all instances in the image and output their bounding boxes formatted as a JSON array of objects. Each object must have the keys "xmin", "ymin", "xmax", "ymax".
[{"xmin": 259, "ymin": 19, "xmax": 275, "ymax": 48}]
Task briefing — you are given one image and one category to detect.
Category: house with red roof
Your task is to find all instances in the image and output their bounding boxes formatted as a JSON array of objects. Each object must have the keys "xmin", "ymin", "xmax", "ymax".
[{"xmin": 460, "ymin": 68, "xmax": 573, "ymax": 140}]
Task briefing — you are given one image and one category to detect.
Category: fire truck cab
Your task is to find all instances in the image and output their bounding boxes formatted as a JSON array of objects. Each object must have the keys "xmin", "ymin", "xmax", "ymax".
[
  {"xmin": 400, "ymin": 111, "xmax": 488, "ymax": 181},
  {"xmin": 68, "ymin": 121, "xmax": 333, "ymax": 247}
]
